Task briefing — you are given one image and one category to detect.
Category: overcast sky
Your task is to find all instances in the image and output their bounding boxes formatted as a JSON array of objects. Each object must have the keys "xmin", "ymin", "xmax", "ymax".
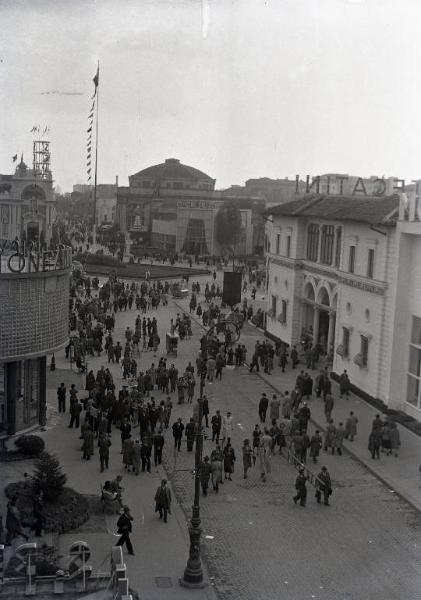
[{"xmin": 1, "ymin": 0, "xmax": 421, "ymax": 192}]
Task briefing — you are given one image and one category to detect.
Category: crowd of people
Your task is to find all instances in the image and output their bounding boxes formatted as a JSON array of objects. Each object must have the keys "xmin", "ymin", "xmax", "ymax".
[{"xmin": 2, "ymin": 260, "xmax": 405, "ymax": 553}]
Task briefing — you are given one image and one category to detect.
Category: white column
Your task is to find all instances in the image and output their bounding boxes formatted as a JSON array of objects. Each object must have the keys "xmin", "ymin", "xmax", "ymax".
[{"xmin": 312, "ymin": 307, "xmax": 320, "ymax": 345}]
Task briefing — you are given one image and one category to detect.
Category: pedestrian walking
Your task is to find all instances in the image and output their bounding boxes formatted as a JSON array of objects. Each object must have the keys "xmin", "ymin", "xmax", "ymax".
[
  {"xmin": 99, "ymin": 435, "xmax": 111, "ymax": 472},
  {"xmin": 269, "ymin": 394, "xmax": 280, "ymax": 421},
  {"xmin": 334, "ymin": 422, "xmax": 345, "ymax": 456},
  {"xmin": 258, "ymin": 430, "xmax": 272, "ymax": 481},
  {"xmin": 185, "ymin": 418, "xmax": 196, "ymax": 452},
  {"xmin": 368, "ymin": 429, "xmax": 382, "ymax": 460},
  {"xmin": 153, "ymin": 429, "xmax": 165, "ymax": 466},
  {"xmin": 309, "ymin": 430, "xmax": 322, "ymax": 464},
  {"xmin": 344, "ymin": 411, "xmax": 358, "ymax": 441},
  {"xmin": 221, "ymin": 411, "xmax": 233, "ymax": 448},
  {"xmin": 132, "ymin": 439, "xmax": 142, "ymax": 475},
  {"xmin": 324, "ymin": 420, "xmax": 336, "ymax": 454},
  {"xmin": 200, "ymin": 456, "xmax": 212, "ymax": 496},
  {"xmin": 242, "ymin": 439, "xmax": 253, "ymax": 479},
  {"xmin": 57, "ymin": 383, "xmax": 66, "ymax": 413},
  {"xmin": 154, "ymin": 479, "xmax": 172, "ymax": 523},
  {"xmin": 316, "ymin": 466, "xmax": 332, "ymax": 506},
  {"xmin": 211, "ymin": 410, "xmax": 222, "ymax": 443},
  {"xmin": 389, "ymin": 422, "xmax": 400, "ymax": 457},
  {"xmin": 223, "ymin": 442, "xmax": 236, "ymax": 480},
  {"xmin": 293, "ymin": 468, "xmax": 307, "ymax": 507},
  {"xmin": 172, "ymin": 418, "xmax": 184, "ymax": 451},
  {"xmin": 82, "ymin": 424, "xmax": 94, "ymax": 460},
  {"xmin": 339, "ymin": 370, "xmax": 351, "ymax": 398},
  {"xmin": 68, "ymin": 400, "xmax": 82, "ymax": 428},
  {"xmin": 210, "ymin": 446, "xmax": 223, "ymax": 492},
  {"xmin": 258, "ymin": 393, "xmax": 269, "ymax": 423},
  {"xmin": 122, "ymin": 435, "xmax": 134, "ymax": 470},
  {"xmin": 324, "ymin": 393, "xmax": 334, "ymax": 422},
  {"xmin": 116, "ymin": 506, "xmax": 134, "ymax": 555}
]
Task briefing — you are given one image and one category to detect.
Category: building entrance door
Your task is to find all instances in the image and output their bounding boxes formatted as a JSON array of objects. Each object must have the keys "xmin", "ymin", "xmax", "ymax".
[{"xmin": 27, "ymin": 221, "xmax": 39, "ymax": 244}]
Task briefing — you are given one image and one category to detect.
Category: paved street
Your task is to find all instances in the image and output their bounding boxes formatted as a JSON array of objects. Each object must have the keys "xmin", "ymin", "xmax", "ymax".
[{"xmin": 26, "ymin": 270, "xmax": 421, "ymax": 599}]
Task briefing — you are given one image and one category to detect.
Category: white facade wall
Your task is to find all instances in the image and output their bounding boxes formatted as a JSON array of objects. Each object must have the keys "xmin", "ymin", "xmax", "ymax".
[
  {"xmin": 265, "ymin": 212, "xmax": 405, "ymax": 410},
  {"xmin": 389, "ymin": 231, "xmax": 421, "ymax": 418}
]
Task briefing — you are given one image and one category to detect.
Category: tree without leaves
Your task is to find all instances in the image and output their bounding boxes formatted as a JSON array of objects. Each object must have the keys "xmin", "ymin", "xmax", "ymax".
[{"xmin": 214, "ymin": 204, "xmax": 242, "ymax": 255}]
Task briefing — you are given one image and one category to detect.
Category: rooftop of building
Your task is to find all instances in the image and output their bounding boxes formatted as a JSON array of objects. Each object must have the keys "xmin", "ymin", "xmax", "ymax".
[
  {"xmin": 130, "ymin": 158, "xmax": 215, "ymax": 184},
  {"xmin": 267, "ymin": 193, "xmax": 400, "ymax": 225}
]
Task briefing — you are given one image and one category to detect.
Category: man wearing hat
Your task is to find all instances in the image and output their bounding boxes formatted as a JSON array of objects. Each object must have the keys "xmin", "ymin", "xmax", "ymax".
[
  {"xmin": 154, "ymin": 479, "xmax": 172, "ymax": 523},
  {"xmin": 116, "ymin": 505, "xmax": 134, "ymax": 555},
  {"xmin": 316, "ymin": 466, "xmax": 332, "ymax": 506},
  {"xmin": 293, "ymin": 468, "xmax": 308, "ymax": 507}
]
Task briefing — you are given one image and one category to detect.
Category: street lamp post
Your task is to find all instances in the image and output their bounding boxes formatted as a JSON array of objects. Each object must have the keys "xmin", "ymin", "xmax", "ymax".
[{"xmin": 180, "ymin": 375, "xmax": 207, "ymax": 588}]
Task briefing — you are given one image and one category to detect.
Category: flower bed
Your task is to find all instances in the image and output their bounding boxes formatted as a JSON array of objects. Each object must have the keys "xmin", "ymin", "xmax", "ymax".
[{"xmin": 5, "ymin": 483, "xmax": 90, "ymax": 534}]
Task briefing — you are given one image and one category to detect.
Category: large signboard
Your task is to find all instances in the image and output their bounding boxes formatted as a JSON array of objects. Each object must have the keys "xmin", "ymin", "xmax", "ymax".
[{"xmin": 0, "ymin": 240, "xmax": 72, "ymax": 273}]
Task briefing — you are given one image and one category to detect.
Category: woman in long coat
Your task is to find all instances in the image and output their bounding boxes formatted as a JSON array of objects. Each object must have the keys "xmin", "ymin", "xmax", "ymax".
[
  {"xmin": 389, "ymin": 422, "xmax": 400, "ymax": 457},
  {"xmin": 82, "ymin": 424, "xmax": 94, "ymax": 459},
  {"xmin": 210, "ymin": 447, "xmax": 223, "ymax": 492},
  {"xmin": 123, "ymin": 436, "xmax": 134, "ymax": 470},
  {"xmin": 242, "ymin": 439, "xmax": 253, "ymax": 479},
  {"xmin": 269, "ymin": 396, "xmax": 280, "ymax": 422},
  {"xmin": 223, "ymin": 443, "xmax": 236, "ymax": 480}
]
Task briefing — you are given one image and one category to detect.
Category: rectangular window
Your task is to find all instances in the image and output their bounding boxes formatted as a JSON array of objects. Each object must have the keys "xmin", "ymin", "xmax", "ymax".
[
  {"xmin": 271, "ymin": 295, "xmax": 277, "ymax": 317},
  {"xmin": 360, "ymin": 336, "xmax": 369, "ymax": 367},
  {"xmin": 306, "ymin": 224, "xmax": 319, "ymax": 261},
  {"xmin": 286, "ymin": 235, "xmax": 291, "ymax": 258},
  {"xmin": 281, "ymin": 300, "xmax": 287, "ymax": 323},
  {"xmin": 348, "ymin": 245, "xmax": 356, "ymax": 273},
  {"xmin": 276, "ymin": 234, "xmax": 280, "ymax": 255},
  {"xmin": 335, "ymin": 227, "xmax": 342, "ymax": 267},
  {"xmin": 367, "ymin": 248, "xmax": 375, "ymax": 278},
  {"xmin": 320, "ymin": 225, "xmax": 335, "ymax": 265},
  {"xmin": 411, "ymin": 316, "xmax": 421, "ymax": 345},
  {"xmin": 342, "ymin": 327, "xmax": 350, "ymax": 357}
]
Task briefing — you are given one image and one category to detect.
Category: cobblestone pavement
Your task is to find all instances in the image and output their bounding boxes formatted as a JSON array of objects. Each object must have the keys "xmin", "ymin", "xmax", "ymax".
[{"xmin": 44, "ymin": 272, "xmax": 421, "ymax": 600}]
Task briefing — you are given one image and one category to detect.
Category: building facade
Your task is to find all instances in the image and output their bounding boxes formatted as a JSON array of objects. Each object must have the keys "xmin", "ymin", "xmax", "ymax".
[
  {"xmin": 0, "ymin": 157, "xmax": 56, "ymax": 245},
  {"xmin": 264, "ymin": 192, "xmax": 421, "ymax": 417},
  {"xmin": 117, "ymin": 158, "xmax": 255, "ymax": 255},
  {"xmin": 0, "ymin": 243, "xmax": 71, "ymax": 435}
]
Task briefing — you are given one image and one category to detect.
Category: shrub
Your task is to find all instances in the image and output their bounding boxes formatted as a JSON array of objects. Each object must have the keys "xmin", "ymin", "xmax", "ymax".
[
  {"xmin": 32, "ymin": 451, "xmax": 67, "ymax": 502},
  {"xmin": 14, "ymin": 435, "xmax": 45, "ymax": 456}
]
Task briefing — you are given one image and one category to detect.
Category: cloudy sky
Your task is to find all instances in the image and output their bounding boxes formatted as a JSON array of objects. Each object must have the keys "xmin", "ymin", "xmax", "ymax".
[{"xmin": 1, "ymin": 0, "xmax": 420, "ymax": 192}]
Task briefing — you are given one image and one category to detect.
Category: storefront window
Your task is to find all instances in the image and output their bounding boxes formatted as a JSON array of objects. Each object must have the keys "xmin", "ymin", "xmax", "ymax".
[
  {"xmin": 0, "ymin": 364, "xmax": 5, "ymax": 433},
  {"xmin": 407, "ymin": 317, "xmax": 421, "ymax": 409}
]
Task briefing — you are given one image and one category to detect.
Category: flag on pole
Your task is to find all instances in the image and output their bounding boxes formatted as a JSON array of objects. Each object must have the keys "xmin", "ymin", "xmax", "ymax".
[
  {"xmin": 93, "ymin": 64, "xmax": 99, "ymax": 88},
  {"xmin": 12, "ymin": 154, "xmax": 17, "ymax": 162}
]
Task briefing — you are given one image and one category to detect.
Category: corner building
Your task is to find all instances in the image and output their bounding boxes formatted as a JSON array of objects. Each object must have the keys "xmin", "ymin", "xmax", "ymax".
[
  {"xmin": 265, "ymin": 193, "xmax": 421, "ymax": 419},
  {"xmin": 0, "ymin": 245, "xmax": 71, "ymax": 436}
]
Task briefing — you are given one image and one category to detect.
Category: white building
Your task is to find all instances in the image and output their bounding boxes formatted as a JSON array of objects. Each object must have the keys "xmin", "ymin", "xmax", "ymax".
[{"xmin": 265, "ymin": 192, "xmax": 421, "ymax": 419}]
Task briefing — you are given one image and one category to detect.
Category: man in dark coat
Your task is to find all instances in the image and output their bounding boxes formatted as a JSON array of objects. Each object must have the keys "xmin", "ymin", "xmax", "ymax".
[
  {"xmin": 316, "ymin": 466, "xmax": 332, "ymax": 505},
  {"xmin": 172, "ymin": 418, "xmax": 184, "ymax": 451},
  {"xmin": 185, "ymin": 418, "xmax": 196, "ymax": 452},
  {"xmin": 153, "ymin": 429, "xmax": 165, "ymax": 466},
  {"xmin": 293, "ymin": 468, "xmax": 308, "ymax": 506},
  {"xmin": 211, "ymin": 410, "xmax": 222, "ymax": 443},
  {"xmin": 258, "ymin": 393, "xmax": 269, "ymax": 423},
  {"xmin": 199, "ymin": 456, "xmax": 212, "ymax": 496},
  {"xmin": 154, "ymin": 479, "xmax": 172, "ymax": 523},
  {"xmin": 116, "ymin": 506, "xmax": 134, "ymax": 555},
  {"xmin": 57, "ymin": 383, "xmax": 66, "ymax": 413}
]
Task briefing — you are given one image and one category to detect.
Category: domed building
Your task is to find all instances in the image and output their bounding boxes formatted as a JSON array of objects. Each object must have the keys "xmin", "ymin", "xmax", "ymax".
[{"xmin": 117, "ymin": 158, "xmax": 254, "ymax": 256}]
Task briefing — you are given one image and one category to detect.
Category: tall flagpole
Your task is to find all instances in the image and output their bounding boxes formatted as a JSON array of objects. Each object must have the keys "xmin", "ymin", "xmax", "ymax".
[{"xmin": 92, "ymin": 62, "xmax": 99, "ymax": 246}]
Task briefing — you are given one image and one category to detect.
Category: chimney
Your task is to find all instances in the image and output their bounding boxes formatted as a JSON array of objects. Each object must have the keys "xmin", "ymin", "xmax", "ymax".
[{"xmin": 115, "ymin": 175, "xmax": 119, "ymax": 186}]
